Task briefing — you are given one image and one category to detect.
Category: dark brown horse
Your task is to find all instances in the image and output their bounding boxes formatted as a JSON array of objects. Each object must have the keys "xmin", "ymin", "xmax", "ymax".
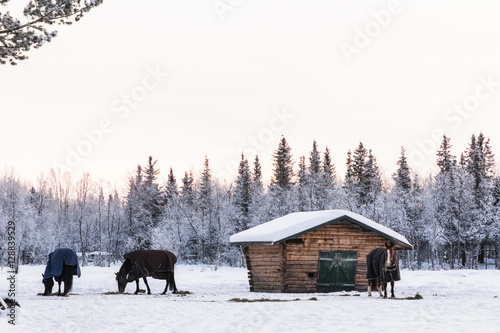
[
  {"xmin": 366, "ymin": 242, "xmax": 400, "ymax": 298},
  {"xmin": 115, "ymin": 250, "xmax": 177, "ymax": 295}
]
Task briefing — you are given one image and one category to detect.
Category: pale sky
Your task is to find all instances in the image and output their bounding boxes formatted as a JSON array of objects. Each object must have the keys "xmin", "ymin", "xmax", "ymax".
[{"xmin": 1, "ymin": 0, "xmax": 500, "ymax": 191}]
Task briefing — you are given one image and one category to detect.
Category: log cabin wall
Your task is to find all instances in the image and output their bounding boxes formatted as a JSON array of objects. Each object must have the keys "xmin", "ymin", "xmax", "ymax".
[
  {"xmin": 246, "ymin": 219, "xmax": 390, "ymax": 293},
  {"xmin": 245, "ymin": 243, "xmax": 285, "ymax": 292}
]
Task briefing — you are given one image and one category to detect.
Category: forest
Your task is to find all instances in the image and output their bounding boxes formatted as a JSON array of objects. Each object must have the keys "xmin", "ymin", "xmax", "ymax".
[{"xmin": 1, "ymin": 133, "xmax": 499, "ymax": 271}]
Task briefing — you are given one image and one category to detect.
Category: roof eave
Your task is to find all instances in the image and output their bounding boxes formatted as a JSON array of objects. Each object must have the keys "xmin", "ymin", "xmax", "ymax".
[{"xmin": 238, "ymin": 214, "xmax": 413, "ymax": 250}]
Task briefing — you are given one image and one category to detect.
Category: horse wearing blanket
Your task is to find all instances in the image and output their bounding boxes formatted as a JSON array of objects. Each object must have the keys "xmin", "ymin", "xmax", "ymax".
[
  {"xmin": 366, "ymin": 242, "xmax": 400, "ymax": 298},
  {"xmin": 42, "ymin": 248, "xmax": 81, "ymax": 296},
  {"xmin": 115, "ymin": 250, "xmax": 178, "ymax": 294}
]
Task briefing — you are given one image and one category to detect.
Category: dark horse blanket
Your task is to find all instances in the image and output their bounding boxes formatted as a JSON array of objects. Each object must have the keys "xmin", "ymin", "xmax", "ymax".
[
  {"xmin": 366, "ymin": 248, "xmax": 400, "ymax": 283},
  {"xmin": 43, "ymin": 248, "xmax": 81, "ymax": 280},
  {"xmin": 124, "ymin": 250, "xmax": 177, "ymax": 282}
]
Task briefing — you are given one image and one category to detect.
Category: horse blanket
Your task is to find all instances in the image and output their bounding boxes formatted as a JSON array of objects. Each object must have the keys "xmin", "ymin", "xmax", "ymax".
[
  {"xmin": 43, "ymin": 248, "xmax": 81, "ymax": 280},
  {"xmin": 366, "ymin": 248, "xmax": 400, "ymax": 283},
  {"xmin": 124, "ymin": 250, "xmax": 177, "ymax": 282}
]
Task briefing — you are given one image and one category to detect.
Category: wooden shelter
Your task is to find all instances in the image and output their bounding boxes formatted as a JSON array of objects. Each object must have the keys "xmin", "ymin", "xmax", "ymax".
[{"xmin": 230, "ymin": 210, "xmax": 412, "ymax": 293}]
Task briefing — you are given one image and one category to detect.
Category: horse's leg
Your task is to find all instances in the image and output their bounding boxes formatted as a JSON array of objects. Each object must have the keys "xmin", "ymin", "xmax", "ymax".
[
  {"xmin": 57, "ymin": 280, "xmax": 62, "ymax": 296},
  {"xmin": 134, "ymin": 279, "xmax": 140, "ymax": 294},
  {"xmin": 64, "ymin": 275, "xmax": 73, "ymax": 296},
  {"xmin": 170, "ymin": 272, "xmax": 177, "ymax": 293},
  {"xmin": 162, "ymin": 278, "xmax": 169, "ymax": 295},
  {"xmin": 377, "ymin": 281, "xmax": 384, "ymax": 297},
  {"xmin": 367, "ymin": 280, "xmax": 374, "ymax": 296},
  {"xmin": 143, "ymin": 277, "xmax": 151, "ymax": 295},
  {"xmin": 383, "ymin": 283, "xmax": 388, "ymax": 298},
  {"xmin": 390, "ymin": 281, "xmax": 395, "ymax": 298}
]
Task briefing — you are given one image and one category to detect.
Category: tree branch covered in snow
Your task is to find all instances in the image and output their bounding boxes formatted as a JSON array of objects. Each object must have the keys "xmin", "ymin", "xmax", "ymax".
[{"xmin": 0, "ymin": 0, "xmax": 103, "ymax": 65}]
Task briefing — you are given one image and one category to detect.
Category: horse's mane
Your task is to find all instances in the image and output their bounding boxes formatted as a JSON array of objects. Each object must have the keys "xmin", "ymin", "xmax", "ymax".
[{"xmin": 118, "ymin": 258, "xmax": 132, "ymax": 276}]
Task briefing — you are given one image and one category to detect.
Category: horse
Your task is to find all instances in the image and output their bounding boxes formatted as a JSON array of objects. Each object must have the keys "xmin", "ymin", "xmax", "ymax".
[
  {"xmin": 115, "ymin": 250, "xmax": 178, "ymax": 295},
  {"xmin": 42, "ymin": 248, "xmax": 81, "ymax": 296},
  {"xmin": 366, "ymin": 242, "xmax": 400, "ymax": 298}
]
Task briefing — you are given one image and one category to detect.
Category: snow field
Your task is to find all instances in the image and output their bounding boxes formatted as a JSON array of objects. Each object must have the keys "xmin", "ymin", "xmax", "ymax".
[{"xmin": 1, "ymin": 265, "xmax": 499, "ymax": 333}]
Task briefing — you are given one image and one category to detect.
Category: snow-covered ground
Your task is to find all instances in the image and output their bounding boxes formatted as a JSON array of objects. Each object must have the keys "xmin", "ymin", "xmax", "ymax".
[{"xmin": 1, "ymin": 265, "xmax": 499, "ymax": 332}]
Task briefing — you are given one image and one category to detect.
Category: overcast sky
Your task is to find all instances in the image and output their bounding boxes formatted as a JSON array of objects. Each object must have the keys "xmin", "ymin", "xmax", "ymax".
[{"xmin": 2, "ymin": 0, "xmax": 500, "ymax": 190}]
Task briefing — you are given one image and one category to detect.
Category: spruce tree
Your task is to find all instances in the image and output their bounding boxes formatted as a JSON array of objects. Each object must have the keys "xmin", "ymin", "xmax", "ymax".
[
  {"xmin": 322, "ymin": 146, "xmax": 336, "ymax": 184},
  {"xmin": 309, "ymin": 140, "xmax": 321, "ymax": 175},
  {"xmin": 268, "ymin": 136, "xmax": 295, "ymax": 218},
  {"xmin": 249, "ymin": 155, "xmax": 265, "ymax": 227},
  {"xmin": 142, "ymin": 156, "xmax": 163, "ymax": 229},
  {"xmin": 297, "ymin": 155, "xmax": 309, "ymax": 211},
  {"xmin": 270, "ymin": 136, "xmax": 294, "ymax": 190},
  {"xmin": 437, "ymin": 135, "xmax": 456, "ymax": 174},
  {"xmin": 393, "ymin": 147, "xmax": 412, "ymax": 191},
  {"xmin": 234, "ymin": 153, "xmax": 252, "ymax": 232}
]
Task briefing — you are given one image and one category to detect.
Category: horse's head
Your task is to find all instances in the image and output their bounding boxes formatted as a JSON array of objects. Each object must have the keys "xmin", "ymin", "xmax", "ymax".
[
  {"xmin": 42, "ymin": 275, "xmax": 54, "ymax": 296},
  {"xmin": 384, "ymin": 242, "xmax": 395, "ymax": 266},
  {"xmin": 115, "ymin": 272, "xmax": 128, "ymax": 293}
]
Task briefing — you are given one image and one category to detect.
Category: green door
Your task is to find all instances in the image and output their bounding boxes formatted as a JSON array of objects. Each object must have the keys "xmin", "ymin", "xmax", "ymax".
[{"xmin": 317, "ymin": 251, "xmax": 357, "ymax": 292}]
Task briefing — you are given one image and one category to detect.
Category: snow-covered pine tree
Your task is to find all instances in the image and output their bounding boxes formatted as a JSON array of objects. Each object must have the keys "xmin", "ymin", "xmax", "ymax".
[
  {"xmin": 233, "ymin": 153, "xmax": 252, "ymax": 233},
  {"xmin": 196, "ymin": 156, "xmax": 219, "ymax": 264},
  {"xmin": 268, "ymin": 136, "xmax": 295, "ymax": 219},
  {"xmin": 393, "ymin": 147, "xmax": 411, "ymax": 191},
  {"xmin": 249, "ymin": 155, "xmax": 266, "ymax": 228},
  {"xmin": 389, "ymin": 147, "xmax": 425, "ymax": 268},
  {"xmin": 463, "ymin": 133, "xmax": 496, "ymax": 267},
  {"xmin": 434, "ymin": 135, "xmax": 464, "ymax": 268},
  {"xmin": 124, "ymin": 165, "xmax": 149, "ymax": 250},
  {"xmin": 343, "ymin": 142, "xmax": 382, "ymax": 218},
  {"xmin": 179, "ymin": 170, "xmax": 197, "ymax": 261},
  {"xmin": 319, "ymin": 146, "xmax": 338, "ymax": 210},
  {"xmin": 142, "ymin": 156, "xmax": 163, "ymax": 229},
  {"xmin": 306, "ymin": 140, "xmax": 322, "ymax": 210},
  {"xmin": 270, "ymin": 136, "xmax": 294, "ymax": 190},
  {"xmin": 296, "ymin": 155, "xmax": 309, "ymax": 211},
  {"xmin": 343, "ymin": 149, "xmax": 357, "ymax": 212},
  {"xmin": 363, "ymin": 149, "xmax": 382, "ymax": 217}
]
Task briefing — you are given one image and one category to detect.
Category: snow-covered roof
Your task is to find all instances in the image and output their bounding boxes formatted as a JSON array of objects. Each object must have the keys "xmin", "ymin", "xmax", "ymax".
[{"xmin": 230, "ymin": 210, "xmax": 413, "ymax": 250}]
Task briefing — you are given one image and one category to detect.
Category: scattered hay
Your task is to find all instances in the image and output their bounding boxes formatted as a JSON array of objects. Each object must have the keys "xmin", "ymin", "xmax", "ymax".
[
  {"xmin": 393, "ymin": 293, "xmax": 423, "ymax": 300},
  {"xmin": 173, "ymin": 290, "xmax": 192, "ymax": 295},
  {"xmin": 37, "ymin": 293, "xmax": 76, "ymax": 296},
  {"xmin": 102, "ymin": 291, "xmax": 133, "ymax": 295},
  {"xmin": 228, "ymin": 298, "xmax": 301, "ymax": 303}
]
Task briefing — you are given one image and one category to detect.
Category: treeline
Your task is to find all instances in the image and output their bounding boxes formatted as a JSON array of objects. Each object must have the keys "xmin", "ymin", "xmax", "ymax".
[{"xmin": 1, "ymin": 133, "xmax": 499, "ymax": 270}]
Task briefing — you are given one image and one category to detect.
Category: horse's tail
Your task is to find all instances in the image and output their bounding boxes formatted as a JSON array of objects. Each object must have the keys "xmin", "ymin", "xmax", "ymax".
[{"xmin": 168, "ymin": 271, "xmax": 177, "ymax": 292}]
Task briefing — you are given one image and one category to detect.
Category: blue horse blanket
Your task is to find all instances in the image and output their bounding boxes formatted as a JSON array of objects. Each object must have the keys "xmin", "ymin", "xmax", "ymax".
[{"xmin": 43, "ymin": 248, "xmax": 81, "ymax": 280}]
